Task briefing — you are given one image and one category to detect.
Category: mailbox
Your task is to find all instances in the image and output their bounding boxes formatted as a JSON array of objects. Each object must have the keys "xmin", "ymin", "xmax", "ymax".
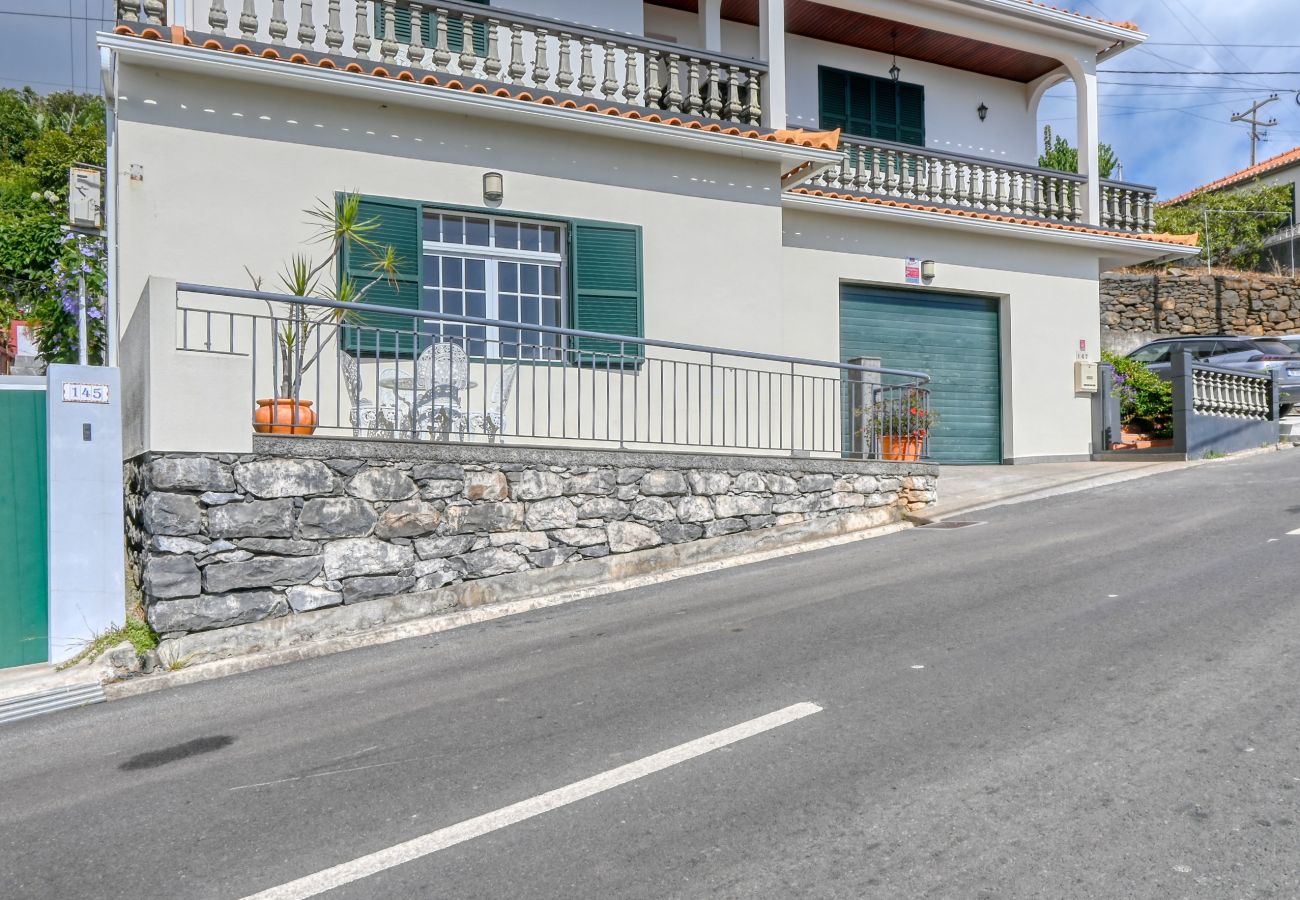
[{"xmin": 1075, "ymin": 359, "xmax": 1099, "ymax": 393}]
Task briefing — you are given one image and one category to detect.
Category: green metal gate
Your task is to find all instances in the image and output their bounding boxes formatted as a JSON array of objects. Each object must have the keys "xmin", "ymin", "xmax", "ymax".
[
  {"xmin": 0, "ymin": 385, "xmax": 48, "ymax": 668},
  {"xmin": 840, "ymin": 285, "xmax": 1002, "ymax": 464}
]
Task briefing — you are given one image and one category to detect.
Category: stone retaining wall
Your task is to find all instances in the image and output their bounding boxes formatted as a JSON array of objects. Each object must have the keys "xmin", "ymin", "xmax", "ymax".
[
  {"xmin": 1101, "ymin": 271, "xmax": 1300, "ymax": 354},
  {"xmin": 126, "ymin": 438, "xmax": 938, "ymax": 638}
]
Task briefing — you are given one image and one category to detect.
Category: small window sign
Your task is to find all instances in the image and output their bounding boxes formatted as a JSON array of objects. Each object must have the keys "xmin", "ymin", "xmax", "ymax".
[
  {"xmin": 905, "ymin": 258, "xmax": 921, "ymax": 284},
  {"xmin": 62, "ymin": 382, "xmax": 110, "ymax": 404}
]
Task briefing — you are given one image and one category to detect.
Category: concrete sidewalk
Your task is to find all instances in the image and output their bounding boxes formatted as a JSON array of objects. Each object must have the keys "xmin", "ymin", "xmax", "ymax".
[{"xmin": 927, "ymin": 445, "xmax": 1292, "ymax": 520}]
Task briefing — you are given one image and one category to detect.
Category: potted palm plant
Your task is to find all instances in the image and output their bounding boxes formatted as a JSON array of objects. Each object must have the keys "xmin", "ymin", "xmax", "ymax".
[
  {"xmin": 861, "ymin": 389, "xmax": 939, "ymax": 461},
  {"xmin": 247, "ymin": 194, "xmax": 400, "ymax": 435}
]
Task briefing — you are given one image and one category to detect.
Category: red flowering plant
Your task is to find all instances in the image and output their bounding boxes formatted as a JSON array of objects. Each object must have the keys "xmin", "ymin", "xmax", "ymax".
[{"xmin": 858, "ymin": 388, "xmax": 939, "ymax": 439}]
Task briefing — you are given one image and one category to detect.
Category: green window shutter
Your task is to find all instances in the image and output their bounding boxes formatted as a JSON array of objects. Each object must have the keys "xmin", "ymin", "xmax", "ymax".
[
  {"xmin": 819, "ymin": 66, "xmax": 924, "ymax": 147},
  {"xmin": 374, "ymin": 1, "xmax": 488, "ymax": 57},
  {"xmin": 341, "ymin": 194, "xmax": 423, "ymax": 357},
  {"xmin": 897, "ymin": 81, "xmax": 925, "ymax": 147},
  {"xmin": 819, "ymin": 67, "xmax": 847, "ymax": 132},
  {"xmin": 568, "ymin": 220, "xmax": 643, "ymax": 364},
  {"xmin": 871, "ymin": 78, "xmax": 899, "ymax": 143}
]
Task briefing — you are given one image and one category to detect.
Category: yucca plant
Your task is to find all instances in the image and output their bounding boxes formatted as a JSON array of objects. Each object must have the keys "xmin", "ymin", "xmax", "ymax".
[{"xmin": 246, "ymin": 193, "xmax": 401, "ymax": 400}]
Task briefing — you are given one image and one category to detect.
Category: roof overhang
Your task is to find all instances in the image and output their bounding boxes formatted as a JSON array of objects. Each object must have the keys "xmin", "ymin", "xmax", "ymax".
[
  {"xmin": 647, "ymin": 0, "xmax": 1145, "ymax": 83},
  {"xmin": 783, "ymin": 191, "xmax": 1201, "ymax": 269},
  {"xmin": 98, "ymin": 32, "xmax": 843, "ymax": 175}
]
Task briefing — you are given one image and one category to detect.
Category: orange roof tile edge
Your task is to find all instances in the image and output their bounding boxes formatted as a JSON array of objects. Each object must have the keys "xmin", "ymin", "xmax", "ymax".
[
  {"xmin": 112, "ymin": 24, "xmax": 841, "ymax": 152},
  {"xmin": 1021, "ymin": 1, "xmax": 1141, "ymax": 33},
  {"xmin": 789, "ymin": 187, "xmax": 1199, "ymax": 247},
  {"xmin": 1161, "ymin": 145, "xmax": 1300, "ymax": 207}
]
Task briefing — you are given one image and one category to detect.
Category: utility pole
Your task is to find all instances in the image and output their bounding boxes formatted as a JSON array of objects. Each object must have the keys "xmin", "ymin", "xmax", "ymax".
[{"xmin": 1232, "ymin": 95, "xmax": 1279, "ymax": 166}]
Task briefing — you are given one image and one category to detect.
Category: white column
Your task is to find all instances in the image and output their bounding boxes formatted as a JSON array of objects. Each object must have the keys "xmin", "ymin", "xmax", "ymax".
[
  {"xmin": 758, "ymin": 0, "xmax": 786, "ymax": 129},
  {"xmin": 699, "ymin": 0, "xmax": 722, "ymax": 52},
  {"xmin": 1072, "ymin": 56, "xmax": 1100, "ymax": 225}
]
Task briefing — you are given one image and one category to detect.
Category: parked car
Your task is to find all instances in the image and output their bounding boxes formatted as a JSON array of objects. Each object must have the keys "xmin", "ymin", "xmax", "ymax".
[{"xmin": 1126, "ymin": 336, "xmax": 1300, "ymax": 415}]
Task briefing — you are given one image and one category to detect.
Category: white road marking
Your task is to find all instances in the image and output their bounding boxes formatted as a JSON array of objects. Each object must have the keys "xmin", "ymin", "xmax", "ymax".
[
  {"xmin": 228, "ymin": 759, "xmax": 412, "ymax": 792},
  {"xmin": 1288, "ymin": 529, "xmax": 1300, "ymax": 536},
  {"xmin": 238, "ymin": 702, "xmax": 823, "ymax": 900},
  {"xmin": 910, "ymin": 665, "xmax": 925, "ymax": 670}
]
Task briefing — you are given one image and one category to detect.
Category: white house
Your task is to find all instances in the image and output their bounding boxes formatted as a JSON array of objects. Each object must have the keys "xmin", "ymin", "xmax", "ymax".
[{"xmin": 103, "ymin": 0, "xmax": 1200, "ymax": 464}]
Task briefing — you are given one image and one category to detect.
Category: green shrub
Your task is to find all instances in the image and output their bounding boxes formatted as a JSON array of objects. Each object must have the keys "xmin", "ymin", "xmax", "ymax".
[{"xmin": 1102, "ymin": 350, "xmax": 1173, "ymax": 438}]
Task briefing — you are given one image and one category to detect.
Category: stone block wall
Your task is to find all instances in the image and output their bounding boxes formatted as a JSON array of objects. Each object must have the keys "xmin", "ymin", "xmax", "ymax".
[
  {"xmin": 1101, "ymin": 271, "xmax": 1300, "ymax": 354},
  {"xmin": 125, "ymin": 438, "xmax": 938, "ymax": 638}
]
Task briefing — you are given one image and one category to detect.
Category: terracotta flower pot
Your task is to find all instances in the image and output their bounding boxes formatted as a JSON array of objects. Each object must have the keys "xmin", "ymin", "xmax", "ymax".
[
  {"xmin": 881, "ymin": 434, "xmax": 922, "ymax": 462},
  {"xmin": 253, "ymin": 398, "xmax": 317, "ymax": 435}
]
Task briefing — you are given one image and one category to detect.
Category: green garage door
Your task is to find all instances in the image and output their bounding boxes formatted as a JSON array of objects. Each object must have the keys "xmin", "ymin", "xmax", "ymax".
[
  {"xmin": 840, "ymin": 286, "xmax": 1002, "ymax": 464},
  {"xmin": 0, "ymin": 386, "xmax": 48, "ymax": 667}
]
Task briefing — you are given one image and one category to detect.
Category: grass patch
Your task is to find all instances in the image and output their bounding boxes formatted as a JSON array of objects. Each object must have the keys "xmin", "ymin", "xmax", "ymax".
[
  {"xmin": 57, "ymin": 614, "xmax": 159, "ymax": 671},
  {"xmin": 1202, "ymin": 450, "xmax": 1229, "ymax": 460}
]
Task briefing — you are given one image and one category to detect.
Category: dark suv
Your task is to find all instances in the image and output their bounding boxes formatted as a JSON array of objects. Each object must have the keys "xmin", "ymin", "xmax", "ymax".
[{"xmin": 1127, "ymin": 336, "xmax": 1300, "ymax": 415}]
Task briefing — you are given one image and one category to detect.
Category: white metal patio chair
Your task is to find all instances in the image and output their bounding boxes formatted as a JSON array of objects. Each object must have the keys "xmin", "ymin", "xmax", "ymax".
[
  {"xmin": 414, "ymin": 341, "xmax": 470, "ymax": 440},
  {"xmin": 341, "ymin": 354, "xmax": 405, "ymax": 437},
  {"xmin": 470, "ymin": 362, "xmax": 520, "ymax": 443}
]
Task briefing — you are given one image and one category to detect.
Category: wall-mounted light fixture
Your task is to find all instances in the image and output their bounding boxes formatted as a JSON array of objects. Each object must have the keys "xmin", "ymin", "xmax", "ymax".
[
  {"xmin": 483, "ymin": 171, "xmax": 504, "ymax": 204},
  {"xmin": 977, "ymin": 102, "xmax": 989, "ymax": 122},
  {"xmin": 921, "ymin": 259, "xmax": 937, "ymax": 280},
  {"xmin": 889, "ymin": 31, "xmax": 901, "ymax": 82}
]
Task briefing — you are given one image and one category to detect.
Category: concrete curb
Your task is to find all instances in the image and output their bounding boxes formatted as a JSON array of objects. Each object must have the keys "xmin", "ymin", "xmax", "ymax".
[
  {"xmin": 105, "ymin": 515, "xmax": 911, "ymax": 701},
  {"xmin": 931, "ymin": 443, "xmax": 1293, "ymax": 521}
]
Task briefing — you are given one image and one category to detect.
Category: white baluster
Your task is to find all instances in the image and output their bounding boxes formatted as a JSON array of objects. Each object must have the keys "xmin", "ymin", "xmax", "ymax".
[
  {"xmin": 744, "ymin": 68, "xmax": 761, "ymax": 125},
  {"xmin": 142, "ymin": 0, "xmax": 164, "ymax": 24},
  {"xmin": 940, "ymin": 159, "xmax": 955, "ymax": 205},
  {"xmin": 324, "ymin": 0, "xmax": 342, "ymax": 52},
  {"xmin": 378, "ymin": 0, "xmax": 397, "ymax": 63},
  {"xmin": 645, "ymin": 49, "xmax": 662, "ymax": 108},
  {"xmin": 408, "ymin": 3, "xmax": 426, "ymax": 69},
  {"xmin": 600, "ymin": 42, "xmax": 619, "ymax": 100},
  {"xmin": 119, "ymin": 0, "xmax": 139, "ymax": 23},
  {"xmin": 431, "ymin": 9, "xmax": 451, "ymax": 70},
  {"xmin": 269, "ymin": 0, "xmax": 287, "ymax": 44},
  {"xmin": 351, "ymin": 0, "xmax": 371, "ymax": 58},
  {"xmin": 623, "ymin": 45, "xmax": 642, "ymax": 106},
  {"xmin": 705, "ymin": 62, "xmax": 722, "ymax": 119},
  {"xmin": 482, "ymin": 18, "xmax": 502, "ymax": 79},
  {"xmin": 530, "ymin": 27, "xmax": 550, "ymax": 87},
  {"xmin": 870, "ymin": 148, "xmax": 884, "ymax": 195},
  {"xmin": 884, "ymin": 150, "xmax": 899, "ymax": 196},
  {"xmin": 297, "ymin": 0, "xmax": 315, "ymax": 49},
  {"xmin": 684, "ymin": 59, "xmax": 702, "ymax": 114},
  {"xmin": 555, "ymin": 33, "xmax": 574, "ymax": 92},
  {"xmin": 722, "ymin": 65, "xmax": 741, "ymax": 121},
  {"xmin": 208, "ymin": 0, "xmax": 229, "ymax": 35},
  {"xmin": 996, "ymin": 169, "xmax": 1010, "ymax": 213},
  {"xmin": 577, "ymin": 36, "xmax": 596, "ymax": 96},
  {"xmin": 664, "ymin": 54, "xmax": 683, "ymax": 111},
  {"xmin": 507, "ymin": 22, "xmax": 526, "ymax": 84},
  {"xmin": 459, "ymin": 12, "xmax": 479, "ymax": 76}
]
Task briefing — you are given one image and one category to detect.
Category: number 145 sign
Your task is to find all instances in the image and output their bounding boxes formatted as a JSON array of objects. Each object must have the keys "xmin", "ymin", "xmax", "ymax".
[{"xmin": 62, "ymin": 382, "xmax": 110, "ymax": 404}]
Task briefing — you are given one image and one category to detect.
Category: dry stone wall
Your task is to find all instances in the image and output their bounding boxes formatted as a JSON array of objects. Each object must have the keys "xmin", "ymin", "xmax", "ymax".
[
  {"xmin": 1101, "ymin": 271, "xmax": 1300, "ymax": 353},
  {"xmin": 125, "ymin": 439, "xmax": 937, "ymax": 638}
]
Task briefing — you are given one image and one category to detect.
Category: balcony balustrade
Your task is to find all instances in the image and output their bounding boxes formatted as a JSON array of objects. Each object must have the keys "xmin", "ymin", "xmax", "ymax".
[
  {"xmin": 812, "ymin": 135, "xmax": 1157, "ymax": 233},
  {"xmin": 116, "ymin": 0, "xmax": 767, "ymax": 126}
]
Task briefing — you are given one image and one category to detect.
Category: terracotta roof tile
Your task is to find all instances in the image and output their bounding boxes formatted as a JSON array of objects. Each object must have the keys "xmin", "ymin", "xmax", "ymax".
[
  {"xmin": 1161, "ymin": 145, "xmax": 1300, "ymax": 207},
  {"xmin": 1021, "ymin": 1, "xmax": 1140, "ymax": 32},
  {"xmin": 113, "ymin": 24, "xmax": 841, "ymax": 151},
  {"xmin": 788, "ymin": 187, "xmax": 1199, "ymax": 247}
]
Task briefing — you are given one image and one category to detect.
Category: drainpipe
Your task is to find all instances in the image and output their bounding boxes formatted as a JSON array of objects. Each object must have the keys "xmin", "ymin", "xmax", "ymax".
[{"xmin": 100, "ymin": 46, "xmax": 118, "ymax": 367}]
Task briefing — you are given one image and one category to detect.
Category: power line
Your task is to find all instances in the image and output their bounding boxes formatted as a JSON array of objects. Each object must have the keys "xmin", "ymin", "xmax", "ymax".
[{"xmin": 1105, "ymin": 69, "xmax": 1300, "ymax": 75}]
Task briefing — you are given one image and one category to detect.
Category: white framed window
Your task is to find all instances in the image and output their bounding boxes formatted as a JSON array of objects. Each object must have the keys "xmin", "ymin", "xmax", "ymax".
[{"xmin": 422, "ymin": 211, "xmax": 565, "ymax": 359}]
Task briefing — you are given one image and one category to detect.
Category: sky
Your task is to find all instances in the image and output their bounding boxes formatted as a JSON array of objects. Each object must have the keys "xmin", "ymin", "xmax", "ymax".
[
  {"xmin": 1040, "ymin": 0, "xmax": 1300, "ymax": 198},
  {"xmin": 0, "ymin": 0, "xmax": 1295, "ymax": 200}
]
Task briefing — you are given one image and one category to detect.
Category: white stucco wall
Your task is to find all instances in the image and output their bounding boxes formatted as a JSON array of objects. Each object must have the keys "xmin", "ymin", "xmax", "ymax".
[
  {"xmin": 780, "ymin": 208, "xmax": 1103, "ymax": 462},
  {"xmin": 641, "ymin": 4, "xmax": 1039, "ymax": 165},
  {"xmin": 113, "ymin": 62, "xmax": 787, "ymax": 346}
]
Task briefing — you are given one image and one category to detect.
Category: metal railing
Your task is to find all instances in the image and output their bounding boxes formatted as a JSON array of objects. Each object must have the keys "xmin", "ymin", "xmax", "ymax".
[
  {"xmin": 123, "ymin": 0, "xmax": 768, "ymax": 126},
  {"xmin": 813, "ymin": 136, "xmax": 1158, "ymax": 233},
  {"xmin": 174, "ymin": 283, "xmax": 930, "ymax": 459}
]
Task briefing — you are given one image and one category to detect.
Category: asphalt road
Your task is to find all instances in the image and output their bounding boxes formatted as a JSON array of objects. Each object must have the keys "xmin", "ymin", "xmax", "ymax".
[{"xmin": 3, "ymin": 451, "xmax": 1300, "ymax": 899}]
